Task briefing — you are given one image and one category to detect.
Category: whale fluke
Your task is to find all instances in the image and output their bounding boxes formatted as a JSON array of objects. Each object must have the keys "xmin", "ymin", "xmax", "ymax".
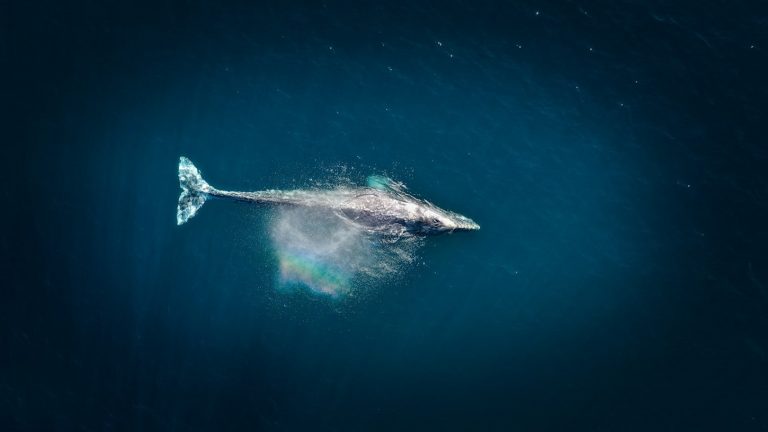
[{"xmin": 177, "ymin": 157, "xmax": 211, "ymax": 225}]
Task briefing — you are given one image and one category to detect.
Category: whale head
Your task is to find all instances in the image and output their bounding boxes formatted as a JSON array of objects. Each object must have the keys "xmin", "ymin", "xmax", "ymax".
[{"xmin": 415, "ymin": 206, "xmax": 480, "ymax": 234}]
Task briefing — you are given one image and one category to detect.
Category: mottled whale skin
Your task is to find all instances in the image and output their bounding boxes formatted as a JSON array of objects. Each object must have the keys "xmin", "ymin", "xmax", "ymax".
[{"xmin": 176, "ymin": 157, "xmax": 479, "ymax": 236}]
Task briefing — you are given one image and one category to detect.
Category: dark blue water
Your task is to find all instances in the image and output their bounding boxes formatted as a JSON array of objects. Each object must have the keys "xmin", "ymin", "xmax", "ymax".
[{"xmin": 4, "ymin": 1, "xmax": 768, "ymax": 430}]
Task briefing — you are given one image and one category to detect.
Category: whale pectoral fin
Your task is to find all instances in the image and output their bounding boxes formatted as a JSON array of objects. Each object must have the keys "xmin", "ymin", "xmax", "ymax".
[{"xmin": 366, "ymin": 175, "xmax": 408, "ymax": 193}]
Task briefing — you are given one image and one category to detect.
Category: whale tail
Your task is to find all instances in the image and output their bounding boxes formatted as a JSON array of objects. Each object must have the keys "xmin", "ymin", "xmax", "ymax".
[{"xmin": 177, "ymin": 157, "xmax": 212, "ymax": 225}]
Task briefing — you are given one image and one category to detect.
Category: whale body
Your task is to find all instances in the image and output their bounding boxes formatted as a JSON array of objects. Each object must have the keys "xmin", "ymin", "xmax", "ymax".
[{"xmin": 176, "ymin": 157, "xmax": 479, "ymax": 236}]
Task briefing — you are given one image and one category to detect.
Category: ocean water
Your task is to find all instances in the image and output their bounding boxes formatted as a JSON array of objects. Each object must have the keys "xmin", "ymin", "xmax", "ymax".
[{"xmin": 4, "ymin": 1, "xmax": 768, "ymax": 430}]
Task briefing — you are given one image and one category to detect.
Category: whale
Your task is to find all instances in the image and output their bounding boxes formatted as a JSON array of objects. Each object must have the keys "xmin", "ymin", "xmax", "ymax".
[{"xmin": 176, "ymin": 157, "xmax": 479, "ymax": 236}]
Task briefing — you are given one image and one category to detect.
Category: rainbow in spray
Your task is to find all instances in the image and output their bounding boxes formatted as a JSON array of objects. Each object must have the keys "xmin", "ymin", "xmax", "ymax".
[
  {"xmin": 269, "ymin": 206, "xmax": 367, "ymax": 297},
  {"xmin": 268, "ymin": 205, "xmax": 419, "ymax": 297},
  {"xmin": 276, "ymin": 248, "xmax": 351, "ymax": 297}
]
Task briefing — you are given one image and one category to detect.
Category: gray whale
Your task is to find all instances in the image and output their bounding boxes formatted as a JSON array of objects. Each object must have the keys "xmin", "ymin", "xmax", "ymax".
[{"xmin": 176, "ymin": 157, "xmax": 479, "ymax": 236}]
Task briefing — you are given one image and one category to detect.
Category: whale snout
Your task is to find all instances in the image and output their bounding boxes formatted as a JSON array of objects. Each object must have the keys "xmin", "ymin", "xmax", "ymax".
[
  {"xmin": 420, "ymin": 209, "xmax": 480, "ymax": 235},
  {"xmin": 447, "ymin": 213, "xmax": 480, "ymax": 231},
  {"xmin": 455, "ymin": 217, "xmax": 480, "ymax": 231}
]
